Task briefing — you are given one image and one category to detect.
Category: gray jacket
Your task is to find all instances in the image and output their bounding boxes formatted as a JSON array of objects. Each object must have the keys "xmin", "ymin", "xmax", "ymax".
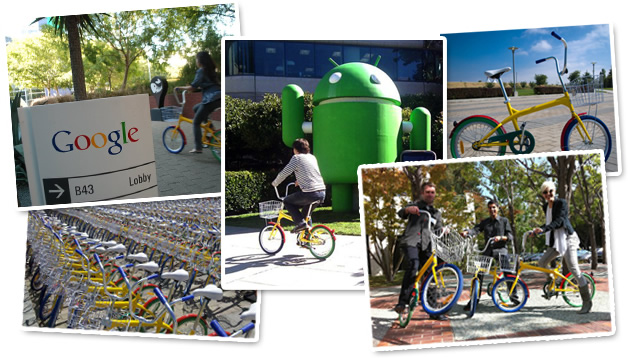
[{"xmin": 398, "ymin": 200, "xmax": 442, "ymax": 251}]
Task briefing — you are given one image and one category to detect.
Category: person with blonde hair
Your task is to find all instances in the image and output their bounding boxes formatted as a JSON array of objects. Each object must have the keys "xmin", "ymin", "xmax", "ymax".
[{"xmin": 532, "ymin": 181, "xmax": 592, "ymax": 314}]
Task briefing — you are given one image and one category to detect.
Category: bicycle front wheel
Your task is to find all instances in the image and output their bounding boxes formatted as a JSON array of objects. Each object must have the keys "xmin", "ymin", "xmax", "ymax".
[
  {"xmin": 491, "ymin": 276, "xmax": 528, "ymax": 312},
  {"xmin": 561, "ymin": 115, "xmax": 612, "ymax": 161},
  {"xmin": 398, "ymin": 287, "xmax": 418, "ymax": 328},
  {"xmin": 467, "ymin": 278, "xmax": 480, "ymax": 318},
  {"xmin": 450, "ymin": 116, "xmax": 507, "ymax": 158},
  {"xmin": 259, "ymin": 225, "xmax": 285, "ymax": 255},
  {"xmin": 420, "ymin": 263, "xmax": 463, "ymax": 315},
  {"xmin": 561, "ymin": 272, "xmax": 596, "ymax": 307},
  {"xmin": 162, "ymin": 126, "xmax": 185, "ymax": 154},
  {"xmin": 308, "ymin": 225, "xmax": 335, "ymax": 259}
]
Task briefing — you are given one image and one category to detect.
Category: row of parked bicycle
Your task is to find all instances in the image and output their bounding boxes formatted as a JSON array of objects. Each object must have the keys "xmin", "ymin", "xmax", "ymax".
[{"xmin": 25, "ymin": 198, "xmax": 257, "ymax": 338}]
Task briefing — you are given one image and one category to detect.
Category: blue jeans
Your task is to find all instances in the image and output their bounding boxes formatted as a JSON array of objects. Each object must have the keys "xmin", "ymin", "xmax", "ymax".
[
  {"xmin": 192, "ymin": 99, "xmax": 220, "ymax": 150},
  {"xmin": 283, "ymin": 190, "xmax": 325, "ymax": 225}
]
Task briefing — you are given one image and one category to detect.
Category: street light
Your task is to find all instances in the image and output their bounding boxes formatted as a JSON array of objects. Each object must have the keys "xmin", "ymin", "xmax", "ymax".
[
  {"xmin": 508, "ymin": 46, "xmax": 519, "ymax": 96},
  {"xmin": 591, "ymin": 62, "xmax": 596, "ymax": 84}
]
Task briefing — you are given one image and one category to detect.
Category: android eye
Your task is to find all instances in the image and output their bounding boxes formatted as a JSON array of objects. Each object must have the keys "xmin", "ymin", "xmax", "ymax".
[
  {"xmin": 370, "ymin": 74, "xmax": 381, "ymax": 84},
  {"xmin": 329, "ymin": 72, "xmax": 342, "ymax": 84}
]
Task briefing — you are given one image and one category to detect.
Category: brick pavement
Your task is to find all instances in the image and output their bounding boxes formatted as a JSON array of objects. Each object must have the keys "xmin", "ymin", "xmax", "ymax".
[{"xmin": 371, "ymin": 263, "xmax": 613, "ymax": 348}]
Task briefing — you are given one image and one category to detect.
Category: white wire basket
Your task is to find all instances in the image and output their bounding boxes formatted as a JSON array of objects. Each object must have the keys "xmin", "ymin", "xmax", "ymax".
[
  {"xmin": 258, "ymin": 200, "xmax": 283, "ymax": 219},
  {"xmin": 432, "ymin": 229, "xmax": 466, "ymax": 263},
  {"xmin": 160, "ymin": 106, "xmax": 183, "ymax": 121},
  {"xmin": 499, "ymin": 253, "xmax": 518, "ymax": 273},
  {"xmin": 466, "ymin": 255, "xmax": 493, "ymax": 274},
  {"xmin": 566, "ymin": 80, "xmax": 604, "ymax": 107}
]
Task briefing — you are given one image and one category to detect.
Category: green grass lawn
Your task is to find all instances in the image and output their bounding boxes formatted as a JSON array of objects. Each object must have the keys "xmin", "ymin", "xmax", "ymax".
[{"xmin": 226, "ymin": 206, "xmax": 362, "ymax": 236}]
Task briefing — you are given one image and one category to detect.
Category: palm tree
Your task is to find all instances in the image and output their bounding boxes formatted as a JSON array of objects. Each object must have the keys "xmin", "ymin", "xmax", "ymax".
[{"xmin": 32, "ymin": 15, "xmax": 100, "ymax": 101}]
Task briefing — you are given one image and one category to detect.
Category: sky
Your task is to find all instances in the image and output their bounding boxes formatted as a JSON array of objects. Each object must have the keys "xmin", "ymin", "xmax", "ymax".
[{"xmin": 444, "ymin": 24, "xmax": 613, "ymax": 84}]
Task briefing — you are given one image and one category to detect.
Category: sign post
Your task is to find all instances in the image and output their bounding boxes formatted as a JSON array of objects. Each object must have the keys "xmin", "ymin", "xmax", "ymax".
[{"xmin": 18, "ymin": 94, "xmax": 159, "ymax": 206}]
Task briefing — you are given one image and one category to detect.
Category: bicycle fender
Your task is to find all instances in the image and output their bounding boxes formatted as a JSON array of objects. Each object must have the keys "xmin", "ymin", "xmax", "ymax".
[
  {"xmin": 267, "ymin": 222, "xmax": 286, "ymax": 242},
  {"xmin": 449, "ymin": 115, "xmax": 503, "ymax": 138},
  {"xmin": 559, "ymin": 112, "xmax": 590, "ymax": 150}
]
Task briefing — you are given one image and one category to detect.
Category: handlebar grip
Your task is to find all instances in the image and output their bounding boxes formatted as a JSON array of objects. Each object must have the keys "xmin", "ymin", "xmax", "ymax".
[
  {"xmin": 241, "ymin": 322, "xmax": 255, "ymax": 333},
  {"xmin": 551, "ymin": 31, "xmax": 562, "ymax": 40},
  {"xmin": 536, "ymin": 58, "xmax": 547, "ymax": 64},
  {"xmin": 210, "ymin": 320, "xmax": 229, "ymax": 337}
]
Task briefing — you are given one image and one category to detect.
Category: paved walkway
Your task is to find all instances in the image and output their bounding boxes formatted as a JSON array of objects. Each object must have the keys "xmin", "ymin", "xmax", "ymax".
[
  {"xmin": 370, "ymin": 263, "xmax": 613, "ymax": 348},
  {"xmin": 151, "ymin": 120, "xmax": 221, "ymax": 197},
  {"xmin": 446, "ymin": 94, "xmax": 619, "ymax": 173},
  {"xmin": 222, "ymin": 226, "xmax": 365, "ymax": 290}
]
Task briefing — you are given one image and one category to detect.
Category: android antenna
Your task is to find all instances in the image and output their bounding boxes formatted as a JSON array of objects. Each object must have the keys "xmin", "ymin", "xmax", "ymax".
[
  {"xmin": 374, "ymin": 55, "xmax": 381, "ymax": 67},
  {"xmin": 328, "ymin": 58, "xmax": 340, "ymax": 67}
]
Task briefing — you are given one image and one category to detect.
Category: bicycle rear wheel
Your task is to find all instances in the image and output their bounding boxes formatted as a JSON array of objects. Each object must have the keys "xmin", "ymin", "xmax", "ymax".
[
  {"xmin": 308, "ymin": 225, "xmax": 335, "ymax": 259},
  {"xmin": 420, "ymin": 263, "xmax": 463, "ymax": 315},
  {"xmin": 449, "ymin": 116, "xmax": 507, "ymax": 158},
  {"xmin": 176, "ymin": 314, "xmax": 210, "ymax": 335},
  {"xmin": 162, "ymin": 126, "xmax": 185, "ymax": 154},
  {"xmin": 398, "ymin": 287, "xmax": 418, "ymax": 328},
  {"xmin": 259, "ymin": 224, "xmax": 285, "ymax": 255},
  {"xmin": 208, "ymin": 130, "xmax": 221, "ymax": 162},
  {"xmin": 561, "ymin": 272, "xmax": 596, "ymax": 307}
]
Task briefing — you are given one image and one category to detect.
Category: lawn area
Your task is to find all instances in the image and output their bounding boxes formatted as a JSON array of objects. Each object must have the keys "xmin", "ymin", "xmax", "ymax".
[{"xmin": 226, "ymin": 206, "xmax": 362, "ymax": 236}]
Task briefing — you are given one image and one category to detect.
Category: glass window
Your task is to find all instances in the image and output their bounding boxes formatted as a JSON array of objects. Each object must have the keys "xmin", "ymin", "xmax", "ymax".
[
  {"xmin": 285, "ymin": 42, "xmax": 315, "ymax": 78},
  {"xmin": 254, "ymin": 41, "xmax": 285, "ymax": 76},
  {"xmin": 395, "ymin": 49, "xmax": 423, "ymax": 81},
  {"xmin": 371, "ymin": 47, "xmax": 397, "ymax": 80},
  {"xmin": 315, "ymin": 43, "xmax": 342, "ymax": 77},
  {"xmin": 344, "ymin": 46, "xmax": 375, "ymax": 64},
  {"xmin": 226, "ymin": 40, "xmax": 254, "ymax": 76}
]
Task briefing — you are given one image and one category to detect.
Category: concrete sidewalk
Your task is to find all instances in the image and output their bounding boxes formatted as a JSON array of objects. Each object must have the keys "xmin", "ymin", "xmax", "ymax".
[
  {"xmin": 446, "ymin": 94, "xmax": 618, "ymax": 173},
  {"xmin": 222, "ymin": 226, "xmax": 365, "ymax": 290},
  {"xmin": 370, "ymin": 264, "xmax": 613, "ymax": 348}
]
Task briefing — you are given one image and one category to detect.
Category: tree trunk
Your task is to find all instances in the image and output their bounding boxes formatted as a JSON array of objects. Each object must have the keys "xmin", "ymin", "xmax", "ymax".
[{"xmin": 66, "ymin": 16, "xmax": 87, "ymax": 101}]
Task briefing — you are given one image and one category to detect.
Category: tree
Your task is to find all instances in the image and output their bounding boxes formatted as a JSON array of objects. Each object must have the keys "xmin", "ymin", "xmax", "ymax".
[
  {"xmin": 362, "ymin": 167, "xmax": 412, "ymax": 281},
  {"xmin": 34, "ymin": 15, "xmax": 101, "ymax": 101},
  {"xmin": 534, "ymin": 74, "xmax": 548, "ymax": 86},
  {"xmin": 568, "ymin": 70, "xmax": 581, "ymax": 84},
  {"xmin": 6, "ymin": 27, "xmax": 72, "ymax": 93}
]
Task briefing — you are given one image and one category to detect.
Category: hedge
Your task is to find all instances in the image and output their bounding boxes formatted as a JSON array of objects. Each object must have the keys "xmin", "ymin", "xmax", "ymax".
[
  {"xmin": 447, "ymin": 87, "xmax": 513, "ymax": 100},
  {"xmin": 533, "ymin": 86, "xmax": 564, "ymax": 95},
  {"xmin": 225, "ymin": 170, "xmax": 279, "ymax": 214}
]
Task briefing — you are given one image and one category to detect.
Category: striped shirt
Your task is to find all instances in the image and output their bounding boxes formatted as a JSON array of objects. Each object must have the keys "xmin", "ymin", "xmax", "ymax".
[{"xmin": 272, "ymin": 154, "xmax": 326, "ymax": 192}]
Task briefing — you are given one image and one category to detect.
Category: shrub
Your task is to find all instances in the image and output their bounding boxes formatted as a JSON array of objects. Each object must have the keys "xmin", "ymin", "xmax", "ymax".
[{"xmin": 533, "ymin": 86, "xmax": 564, "ymax": 95}]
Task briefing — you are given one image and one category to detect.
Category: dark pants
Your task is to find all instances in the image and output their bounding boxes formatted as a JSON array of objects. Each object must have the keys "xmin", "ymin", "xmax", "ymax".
[
  {"xmin": 283, "ymin": 190, "xmax": 325, "ymax": 225},
  {"xmin": 477, "ymin": 247, "xmax": 508, "ymax": 289},
  {"xmin": 192, "ymin": 99, "xmax": 220, "ymax": 150},
  {"xmin": 398, "ymin": 244, "xmax": 432, "ymax": 306}
]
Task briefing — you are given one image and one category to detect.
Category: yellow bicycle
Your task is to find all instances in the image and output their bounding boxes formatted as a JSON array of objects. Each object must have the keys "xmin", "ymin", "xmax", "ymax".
[
  {"xmin": 449, "ymin": 31, "xmax": 612, "ymax": 161},
  {"xmin": 258, "ymin": 183, "xmax": 336, "ymax": 259},
  {"xmin": 397, "ymin": 211, "xmax": 466, "ymax": 327},
  {"xmin": 491, "ymin": 231, "xmax": 596, "ymax": 312},
  {"xmin": 162, "ymin": 89, "xmax": 221, "ymax": 161}
]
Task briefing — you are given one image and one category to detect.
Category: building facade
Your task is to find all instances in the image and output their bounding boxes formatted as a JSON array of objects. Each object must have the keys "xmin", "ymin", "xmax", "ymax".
[{"xmin": 225, "ymin": 40, "xmax": 443, "ymax": 101}]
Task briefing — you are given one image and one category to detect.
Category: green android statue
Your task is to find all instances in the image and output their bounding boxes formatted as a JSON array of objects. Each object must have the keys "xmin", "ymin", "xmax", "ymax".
[{"xmin": 282, "ymin": 57, "xmax": 431, "ymax": 212}]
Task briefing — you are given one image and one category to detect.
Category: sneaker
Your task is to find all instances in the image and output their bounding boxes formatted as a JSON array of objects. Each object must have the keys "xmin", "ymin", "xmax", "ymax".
[
  {"xmin": 189, "ymin": 149, "xmax": 203, "ymax": 154},
  {"xmin": 394, "ymin": 304, "xmax": 406, "ymax": 314},
  {"xmin": 463, "ymin": 301, "xmax": 471, "ymax": 311},
  {"xmin": 290, "ymin": 222, "xmax": 308, "ymax": 234},
  {"xmin": 429, "ymin": 314, "xmax": 448, "ymax": 321}
]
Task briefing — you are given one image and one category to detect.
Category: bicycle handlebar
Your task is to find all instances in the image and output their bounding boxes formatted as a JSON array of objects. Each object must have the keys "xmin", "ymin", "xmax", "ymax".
[
  {"xmin": 173, "ymin": 89, "xmax": 187, "ymax": 106},
  {"xmin": 536, "ymin": 31, "xmax": 568, "ymax": 77},
  {"xmin": 273, "ymin": 182, "xmax": 296, "ymax": 200}
]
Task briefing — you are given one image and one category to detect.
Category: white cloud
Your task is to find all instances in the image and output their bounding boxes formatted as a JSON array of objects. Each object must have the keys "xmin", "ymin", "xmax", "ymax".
[{"xmin": 531, "ymin": 40, "xmax": 552, "ymax": 52}]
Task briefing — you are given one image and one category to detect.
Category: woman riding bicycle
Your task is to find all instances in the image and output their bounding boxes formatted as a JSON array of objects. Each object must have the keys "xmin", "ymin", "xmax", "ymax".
[
  {"xmin": 175, "ymin": 51, "xmax": 220, "ymax": 154},
  {"xmin": 271, "ymin": 139, "xmax": 326, "ymax": 234},
  {"xmin": 532, "ymin": 181, "xmax": 592, "ymax": 314}
]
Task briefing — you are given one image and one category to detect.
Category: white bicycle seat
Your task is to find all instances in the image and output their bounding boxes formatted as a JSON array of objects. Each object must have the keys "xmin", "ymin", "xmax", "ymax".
[
  {"xmin": 106, "ymin": 244, "xmax": 126, "ymax": 254},
  {"xmin": 240, "ymin": 302, "xmax": 257, "ymax": 321},
  {"xmin": 127, "ymin": 253, "xmax": 148, "ymax": 263},
  {"xmin": 484, "ymin": 67, "xmax": 511, "ymax": 79},
  {"xmin": 161, "ymin": 269, "xmax": 189, "ymax": 282},
  {"xmin": 192, "ymin": 284, "xmax": 223, "ymax": 300},
  {"xmin": 136, "ymin": 261, "xmax": 160, "ymax": 273}
]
